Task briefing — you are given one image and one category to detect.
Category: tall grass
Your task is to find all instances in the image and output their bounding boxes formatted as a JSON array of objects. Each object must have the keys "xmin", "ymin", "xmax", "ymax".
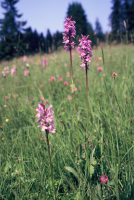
[{"xmin": 0, "ymin": 44, "xmax": 134, "ymax": 199}]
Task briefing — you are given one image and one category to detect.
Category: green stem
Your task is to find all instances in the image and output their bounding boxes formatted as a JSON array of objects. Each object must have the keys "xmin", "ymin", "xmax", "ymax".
[
  {"xmin": 46, "ymin": 130, "xmax": 56, "ymax": 200},
  {"xmin": 86, "ymin": 62, "xmax": 89, "ymax": 145},
  {"xmin": 69, "ymin": 47, "xmax": 79, "ymax": 145}
]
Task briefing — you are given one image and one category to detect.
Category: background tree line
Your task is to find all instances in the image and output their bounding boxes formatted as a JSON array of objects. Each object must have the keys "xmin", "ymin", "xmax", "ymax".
[{"xmin": 0, "ymin": 0, "xmax": 134, "ymax": 60}]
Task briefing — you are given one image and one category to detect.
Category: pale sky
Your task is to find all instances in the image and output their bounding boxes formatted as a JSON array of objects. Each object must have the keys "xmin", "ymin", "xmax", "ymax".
[{"xmin": 0, "ymin": 0, "xmax": 112, "ymax": 36}]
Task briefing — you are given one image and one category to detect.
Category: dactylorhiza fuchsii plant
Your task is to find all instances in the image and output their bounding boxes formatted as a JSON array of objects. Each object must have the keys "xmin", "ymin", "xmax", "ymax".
[
  {"xmin": 78, "ymin": 34, "xmax": 92, "ymax": 144},
  {"xmin": 63, "ymin": 16, "xmax": 80, "ymax": 146},
  {"xmin": 36, "ymin": 101, "xmax": 56, "ymax": 200}
]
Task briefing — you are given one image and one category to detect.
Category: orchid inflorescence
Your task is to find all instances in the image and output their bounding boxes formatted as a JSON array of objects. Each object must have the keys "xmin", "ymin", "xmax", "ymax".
[
  {"xmin": 36, "ymin": 101, "xmax": 56, "ymax": 133},
  {"xmin": 78, "ymin": 34, "xmax": 93, "ymax": 70},
  {"xmin": 63, "ymin": 16, "xmax": 76, "ymax": 51}
]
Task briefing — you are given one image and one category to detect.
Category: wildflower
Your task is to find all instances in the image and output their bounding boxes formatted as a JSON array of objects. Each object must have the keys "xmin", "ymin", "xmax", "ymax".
[
  {"xmin": 26, "ymin": 63, "xmax": 29, "ymax": 69},
  {"xmin": 5, "ymin": 119, "xmax": 9, "ymax": 122},
  {"xmin": 67, "ymin": 95, "xmax": 72, "ymax": 100},
  {"xmin": 71, "ymin": 86, "xmax": 77, "ymax": 93},
  {"xmin": 5, "ymin": 96, "xmax": 8, "ymax": 100},
  {"xmin": 103, "ymin": 74, "xmax": 106, "ymax": 77},
  {"xmin": 49, "ymin": 77, "xmax": 55, "ymax": 82},
  {"xmin": 67, "ymin": 72, "xmax": 70, "ymax": 77},
  {"xmin": 40, "ymin": 84, "xmax": 44, "ymax": 88},
  {"xmin": 63, "ymin": 16, "xmax": 76, "ymax": 51},
  {"xmin": 112, "ymin": 72, "xmax": 117, "ymax": 78},
  {"xmin": 23, "ymin": 55, "xmax": 27, "ymax": 62},
  {"xmin": 36, "ymin": 101, "xmax": 56, "ymax": 133},
  {"xmin": 11, "ymin": 67, "xmax": 16, "ymax": 77},
  {"xmin": 4, "ymin": 105, "xmax": 7, "ymax": 107},
  {"xmin": 78, "ymin": 34, "xmax": 92, "ymax": 70},
  {"xmin": 97, "ymin": 67, "xmax": 103, "ymax": 71},
  {"xmin": 64, "ymin": 63, "xmax": 68, "ymax": 67},
  {"xmin": 59, "ymin": 77, "xmax": 63, "ymax": 82},
  {"xmin": 4, "ymin": 67, "xmax": 9, "ymax": 74},
  {"xmin": 24, "ymin": 70, "xmax": 29, "ymax": 76},
  {"xmin": 100, "ymin": 174, "xmax": 108, "ymax": 184},
  {"xmin": 43, "ymin": 59, "xmax": 47, "ymax": 66},
  {"xmin": 64, "ymin": 81, "xmax": 68, "ymax": 85}
]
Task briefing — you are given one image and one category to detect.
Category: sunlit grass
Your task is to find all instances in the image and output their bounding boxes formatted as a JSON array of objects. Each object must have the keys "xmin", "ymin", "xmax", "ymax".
[{"xmin": 0, "ymin": 44, "xmax": 134, "ymax": 199}]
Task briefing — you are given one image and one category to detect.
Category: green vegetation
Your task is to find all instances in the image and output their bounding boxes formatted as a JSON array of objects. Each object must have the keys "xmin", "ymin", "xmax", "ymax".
[{"xmin": 0, "ymin": 44, "xmax": 134, "ymax": 199}]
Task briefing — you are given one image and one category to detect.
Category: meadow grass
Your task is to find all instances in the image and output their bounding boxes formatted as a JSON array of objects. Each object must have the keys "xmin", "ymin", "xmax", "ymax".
[{"xmin": 0, "ymin": 44, "xmax": 134, "ymax": 199}]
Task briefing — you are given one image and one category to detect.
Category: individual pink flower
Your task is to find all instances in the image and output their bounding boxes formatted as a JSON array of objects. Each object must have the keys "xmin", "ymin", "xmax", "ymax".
[
  {"xmin": 24, "ymin": 70, "xmax": 28, "ymax": 76},
  {"xmin": 67, "ymin": 95, "xmax": 72, "ymax": 100},
  {"xmin": 64, "ymin": 81, "xmax": 68, "ymax": 85},
  {"xmin": 11, "ymin": 67, "xmax": 16, "ymax": 77},
  {"xmin": 67, "ymin": 72, "xmax": 70, "ymax": 77},
  {"xmin": 59, "ymin": 77, "xmax": 63, "ymax": 82},
  {"xmin": 100, "ymin": 175, "xmax": 108, "ymax": 184},
  {"xmin": 36, "ymin": 101, "xmax": 56, "ymax": 133},
  {"xmin": 63, "ymin": 16, "xmax": 76, "ymax": 51},
  {"xmin": 103, "ymin": 74, "xmax": 106, "ymax": 77},
  {"xmin": 71, "ymin": 86, "xmax": 77, "ymax": 93},
  {"xmin": 78, "ymin": 34, "xmax": 92, "ymax": 70},
  {"xmin": 49, "ymin": 77, "xmax": 55, "ymax": 82},
  {"xmin": 43, "ymin": 59, "xmax": 47, "ymax": 66},
  {"xmin": 40, "ymin": 84, "xmax": 44, "ymax": 88},
  {"xmin": 23, "ymin": 55, "xmax": 27, "ymax": 62},
  {"xmin": 4, "ymin": 67, "xmax": 9, "ymax": 74},
  {"xmin": 40, "ymin": 96, "xmax": 44, "ymax": 100},
  {"xmin": 77, "ymin": 80, "xmax": 81, "ymax": 84},
  {"xmin": 5, "ymin": 96, "xmax": 8, "ymax": 100},
  {"xmin": 64, "ymin": 63, "xmax": 68, "ymax": 67},
  {"xmin": 97, "ymin": 67, "xmax": 103, "ymax": 71}
]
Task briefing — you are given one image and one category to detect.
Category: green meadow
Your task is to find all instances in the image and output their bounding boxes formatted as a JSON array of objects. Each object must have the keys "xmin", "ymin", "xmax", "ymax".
[{"xmin": 0, "ymin": 44, "xmax": 134, "ymax": 199}]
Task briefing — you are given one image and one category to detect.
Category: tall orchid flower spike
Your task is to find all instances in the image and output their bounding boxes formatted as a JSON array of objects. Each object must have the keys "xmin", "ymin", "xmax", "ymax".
[
  {"xmin": 78, "ymin": 34, "xmax": 93, "ymax": 70},
  {"xmin": 36, "ymin": 101, "xmax": 56, "ymax": 133},
  {"xmin": 63, "ymin": 16, "xmax": 76, "ymax": 51}
]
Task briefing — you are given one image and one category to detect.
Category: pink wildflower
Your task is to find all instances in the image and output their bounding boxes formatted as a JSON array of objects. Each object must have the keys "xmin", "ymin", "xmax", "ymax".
[
  {"xmin": 78, "ymin": 34, "xmax": 92, "ymax": 70},
  {"xmin": 67, "ymin": 95, "xmax": 72, "ymax": 100},
  {"xmin": 64, "ymin": 63, "xmax": 68, "ymax": 67},
  {"xmin": 100, "ymin": 175, "xmax": 108, "ymax": 184},
  {"xmin": 36, "ymin": 101, "xmax": 56, "ymax": 133},
  {"xmin": 103, "ymin": 74, "xmax": 106, "ymax": 77},
  {"xmin": 23, "ymin": 55, "xmax": 27, "ymax": 62},
  {"xmin": 97, "ymin": 67, "xmax": 103, "ymax": 71},
  {"xmin": 49, "ymin": 77, "xmax": 55, "ymax": 82},
  {"xmin": 71, "ymin": 86, "xmax": 77, "ymax": 93},
  {"xmin": 24, "ymin": 70, "xmax": 28, "ymax": 76},
  {"xmin": 67, "ymin": 72, "xmax": 70, "ymax": 77},
  {"xmin": 5, "ymin": 96, "xmax": 8, "ymax": 100},
  {"xmin": 64, "ymin": 81, "xmax": 68, "ymax": 85},
  {"xmin": 40, "ymin": 84, "xmax": 44, "ymax": 88},
  {"xmin": 43, "ymin": 59, "xmax": 47, "ymax": 66},
  {"xmin": 4, "ymin": 67, "xmax": 9, "ymax": 74},
  {"xmin": 59, "ymin": 77, "xmax": 63, "ymax": 82},
  {"xmin": 11, "ymin": 67, "xmax": 16, "ymax": 77},
  {"xmin": 63, "ymin": 16, "xmax": 76, "ymax": 51},
  {"xmin": 40, "ymin": 96, "xmax": 44, "ymax": 100}
]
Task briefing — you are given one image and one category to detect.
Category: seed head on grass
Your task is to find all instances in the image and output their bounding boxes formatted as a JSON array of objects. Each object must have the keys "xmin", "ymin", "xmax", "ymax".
[
  {"xmin": 112, "ymin": 72, "xmax": 117, "ymax": 78},
  {"xmin": 63, "ymin": 16, "xmax": 76, "ymax": 51},
  {"xmin": 78, "ymin": 34, "xmax": 92, "ymax": 70},
  {"xmin": 36, "ymin": 101, "xmax": 56, "ymax": 133}
]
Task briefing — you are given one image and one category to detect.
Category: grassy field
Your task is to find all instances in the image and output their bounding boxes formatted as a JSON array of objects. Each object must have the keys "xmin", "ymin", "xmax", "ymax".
[{"xmin": 0, "ymin": 44, "xmax": 134, "ymax": 199}]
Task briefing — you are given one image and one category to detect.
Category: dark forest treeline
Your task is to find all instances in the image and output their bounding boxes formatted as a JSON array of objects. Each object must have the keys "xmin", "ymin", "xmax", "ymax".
[{"xmin": 0, "ymin": 0, "xmax": 134, "ymax": 61}]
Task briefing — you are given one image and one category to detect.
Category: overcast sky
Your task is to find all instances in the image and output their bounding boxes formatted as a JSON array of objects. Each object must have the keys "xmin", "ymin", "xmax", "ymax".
[{"xmin": 0, "ymin": 0, "xmax": 112, "ymax": 36}]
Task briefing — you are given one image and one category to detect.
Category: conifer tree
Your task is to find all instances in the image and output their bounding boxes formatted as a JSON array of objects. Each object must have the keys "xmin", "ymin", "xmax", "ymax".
[
  {"xmin": 0, "ymin": 0, "xmax": 26, "ymax": 60},
  {"xmin": 66, "ymin": 2, "xmax": 88, "ymax": 37}
]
